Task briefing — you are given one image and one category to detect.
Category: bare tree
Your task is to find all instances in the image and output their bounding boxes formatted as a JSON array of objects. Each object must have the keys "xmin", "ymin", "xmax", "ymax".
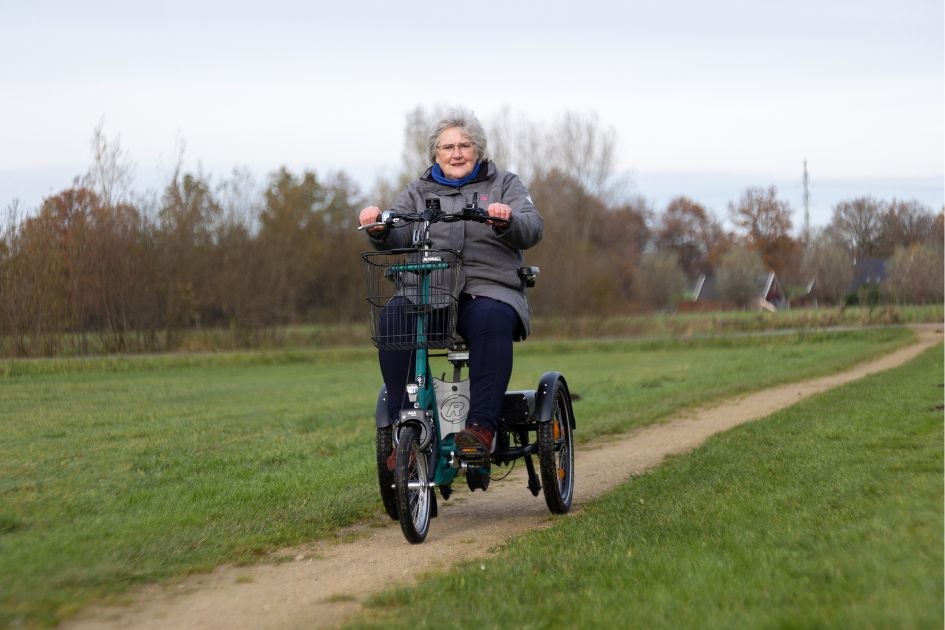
[
  {"xmin": 830, "ymin": 196, "xmax": 885, "ymax": 259},
  {"xmin": 876, "ymin": 199, "xmax": 937, "ymax": 257},
  {"xmin": 716, "ymin": 244, "xmax": 765, "ymax": 309},
  {"xmin": 800, "ymin": 229, "xmax": 854, "ymax": 305},
  {"xmin": 632, "ymin": 250, "xmax": 687, "ymax": 311},
  {"xmin": 398, "ymin": 106, "xmax": 438, "ymax": 186},
  {"xmin": 487, "ymin": 106, "xmax": 544, "ymax": 183},
  {"xmin": 885, "ymin": 244, "xmax": 944, "ymax": 304},
  {"xmin": 543, "ymin": 111, "xmax": 630, "ymax": 203},
  {"xmin": 84, "ymin": 121, "xmax": 135, "ymax": 208}
]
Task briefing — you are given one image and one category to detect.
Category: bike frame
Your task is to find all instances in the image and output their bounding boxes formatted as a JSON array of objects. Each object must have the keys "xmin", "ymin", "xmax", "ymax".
[{"xmin": 385, "ymin": 254, "xmax": 464, "ymax": 487}]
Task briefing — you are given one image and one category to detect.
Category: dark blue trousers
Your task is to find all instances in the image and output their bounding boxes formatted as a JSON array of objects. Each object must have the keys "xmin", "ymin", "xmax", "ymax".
[{"xmin": 379, "ymin": 294, "xmax": 516, "ymax": 433}]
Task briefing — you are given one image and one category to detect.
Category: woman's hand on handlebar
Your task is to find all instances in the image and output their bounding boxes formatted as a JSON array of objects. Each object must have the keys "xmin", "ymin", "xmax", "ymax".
[
  {"xmin": 359, "ymin": 206, "xmax": 385, "ymax": 233},
  {"xmin": 486, "ymin": 203, "xmax": 512, "ymax": 230}
]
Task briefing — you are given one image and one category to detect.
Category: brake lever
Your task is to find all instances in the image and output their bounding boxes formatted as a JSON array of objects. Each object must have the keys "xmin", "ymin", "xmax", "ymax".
[{"xmin": 357, "ymin": 222, "xmax": 386, "ymax": 231}]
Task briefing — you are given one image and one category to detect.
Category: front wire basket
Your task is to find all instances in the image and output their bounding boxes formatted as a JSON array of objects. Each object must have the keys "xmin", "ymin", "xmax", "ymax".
[{"xmin": 362, "ymin": 249, "xmax": 462, "ymax": 351}]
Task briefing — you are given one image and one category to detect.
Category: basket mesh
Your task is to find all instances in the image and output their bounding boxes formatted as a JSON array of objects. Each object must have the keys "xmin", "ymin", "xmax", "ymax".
[{"xmin": 362, "ymin": 250, "xmax": 462, "ymax": 350}]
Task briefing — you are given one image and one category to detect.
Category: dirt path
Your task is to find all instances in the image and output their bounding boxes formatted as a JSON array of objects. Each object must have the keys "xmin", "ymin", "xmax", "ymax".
[{"xmin": 66, "ymin": 327, "xmax": 942, "ymax": 630}]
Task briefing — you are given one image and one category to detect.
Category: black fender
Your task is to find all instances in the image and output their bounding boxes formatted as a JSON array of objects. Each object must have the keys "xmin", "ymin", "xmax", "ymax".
[
  {"xmin": 534, "ymin": 371, "xmax": 576, "ymax": 429},
  {"xmin": 375, "ymin": 385, "xmax": 392, "ymax": 428}
]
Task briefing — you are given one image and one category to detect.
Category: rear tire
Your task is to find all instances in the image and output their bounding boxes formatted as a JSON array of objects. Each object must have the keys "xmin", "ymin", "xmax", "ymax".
[
  {"xmin": 376, "ymin": 426, "xmax": 398, "ymax": 520},
  {"xmin": 537, "ymin": 380, "xmax": 574, "ymax": 513},
  {"xmin": 394, "ymin": 425, "xmax": 431, "ymax": 543}
]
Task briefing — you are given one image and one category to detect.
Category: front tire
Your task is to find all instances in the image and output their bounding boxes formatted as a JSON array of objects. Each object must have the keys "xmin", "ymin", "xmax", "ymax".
[
  {"xmin": 394, "ymin": 425, "xmax": 432, "ymax": 543},
  {"xmin": 376, "ymin": 426, "xmax": 398, "ymax": 520},
  {"xmin": 538, "ymin": 380, "xmax": 574, "ymax": 514}
]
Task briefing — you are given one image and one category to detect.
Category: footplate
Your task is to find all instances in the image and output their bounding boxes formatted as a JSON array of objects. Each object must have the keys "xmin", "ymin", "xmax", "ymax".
[
  {"xmin": 455, "ymin": 445, "xmax": 490, "ymax": 467},
  {"xmin": 454, "ymin": 433, "xmax": 491, "ymax": 467}
]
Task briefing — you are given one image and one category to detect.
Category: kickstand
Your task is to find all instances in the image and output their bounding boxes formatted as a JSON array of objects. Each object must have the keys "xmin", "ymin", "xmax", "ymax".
[{"xmin": 524, "ymin": 454, "xmax": 541, "ymax": 497}]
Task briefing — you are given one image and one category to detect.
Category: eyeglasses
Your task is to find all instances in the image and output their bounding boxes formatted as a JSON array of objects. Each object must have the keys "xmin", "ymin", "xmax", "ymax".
[{"xmin": 436, "ymin": 142, "xmax": 475, "ymax": 155}]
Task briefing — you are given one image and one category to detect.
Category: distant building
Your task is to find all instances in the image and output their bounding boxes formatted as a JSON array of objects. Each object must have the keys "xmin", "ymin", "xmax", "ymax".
[
  {"xmin": 850, "ymin": 258, "xmax": 888, "ymax": 292},
  {"xmin": 791, "ymin": 278, "xmax": 819, "ymax": 309},
  {"xmin": 681, "ymin": 271, "xmax": 788, "ymax": 312},
  {"xmin": 759, "ymin": 271, "xmax": 788, "ymax": 311}
]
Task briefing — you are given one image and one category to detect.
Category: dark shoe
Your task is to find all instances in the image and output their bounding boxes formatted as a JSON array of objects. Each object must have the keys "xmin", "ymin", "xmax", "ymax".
[{"xmin": 455, "ymin": 424, "xmax": 494, "ymax": 465}]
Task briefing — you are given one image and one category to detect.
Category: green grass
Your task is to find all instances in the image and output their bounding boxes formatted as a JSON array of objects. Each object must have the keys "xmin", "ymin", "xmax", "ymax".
[
  {"xmin": 2, "ymin": 303, "xmax": 940, "ymax": 358},
  {"xmin": 353, "ymin": 344, "xmax": 944, "ymax": 629},
  {"xmin": 0, "ymin": 327, "xmax": 921, "ymax": 626}
]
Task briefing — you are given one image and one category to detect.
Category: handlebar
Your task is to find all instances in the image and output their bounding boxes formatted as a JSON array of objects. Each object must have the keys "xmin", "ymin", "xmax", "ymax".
[{"xmin": 357, "ymin": 206, "xmax": 509, "ymax": 232}]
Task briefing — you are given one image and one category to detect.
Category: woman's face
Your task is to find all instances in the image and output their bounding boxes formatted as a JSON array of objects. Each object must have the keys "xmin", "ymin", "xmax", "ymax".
[{"xmin": 434, "ymin": 127, "xmax": 477, "ymax": 180}]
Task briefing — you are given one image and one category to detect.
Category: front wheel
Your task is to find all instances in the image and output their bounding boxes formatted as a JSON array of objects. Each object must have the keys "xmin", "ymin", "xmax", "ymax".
[
  {"xmin": 538, "ymin": 380, "xmax": 574, "ymax": 514},
  {"xmin": 394, "ymin": 425, "xmax": 432, "ymax": 543}
]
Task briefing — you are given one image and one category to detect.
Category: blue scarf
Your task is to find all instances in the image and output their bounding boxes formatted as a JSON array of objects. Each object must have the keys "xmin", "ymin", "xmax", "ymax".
[{"xmin": 430, "ymin": 161, "xmax": 482, "ymax": 187}]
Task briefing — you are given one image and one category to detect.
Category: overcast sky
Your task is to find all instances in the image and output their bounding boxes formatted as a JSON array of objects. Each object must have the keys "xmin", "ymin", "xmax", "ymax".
[{"xmin": 2, "ymin": 0, "xmax": 942, "ymax": 228}]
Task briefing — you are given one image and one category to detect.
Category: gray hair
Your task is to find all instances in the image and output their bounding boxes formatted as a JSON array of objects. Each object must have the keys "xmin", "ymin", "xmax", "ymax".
[{"xmin": 426, "ymin": 108, "xmax": 489, "ymax": 163}]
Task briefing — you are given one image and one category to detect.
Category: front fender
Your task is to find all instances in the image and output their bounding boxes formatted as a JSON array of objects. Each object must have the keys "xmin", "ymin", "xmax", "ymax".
[
  {"xmin": 534, "ymin": 371, "xmax": 576, "ymax": 429},
  {"xmin": 374, "ymin": 385, "xmax": 391, "ymax": 428}
]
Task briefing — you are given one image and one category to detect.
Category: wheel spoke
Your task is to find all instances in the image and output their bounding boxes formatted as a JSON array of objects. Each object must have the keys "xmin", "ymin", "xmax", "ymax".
[{"xmin": 395, "ymin": 426, "xmax": 431, "ymax": 543}]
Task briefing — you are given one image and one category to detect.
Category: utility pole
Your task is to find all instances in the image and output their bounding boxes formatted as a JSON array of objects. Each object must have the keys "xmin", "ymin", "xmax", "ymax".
[{"xmin": 802, "ymin": 159, "xmax": 811, "ymax": 243}]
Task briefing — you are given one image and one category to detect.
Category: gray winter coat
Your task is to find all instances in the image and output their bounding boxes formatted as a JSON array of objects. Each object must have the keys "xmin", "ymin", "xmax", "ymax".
[{"xmin": 368, "ymin": 161, "xmax": 543, "ymax": 339}]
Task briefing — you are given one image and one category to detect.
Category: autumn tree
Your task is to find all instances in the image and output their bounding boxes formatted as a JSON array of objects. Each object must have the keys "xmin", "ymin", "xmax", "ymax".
[
  {"xmin": 527, "ymin": 170, "xmax": 632, "ymax": 316},
  {"xmin": 257, "ymin": 168, "xmax": 326, "ymax": 323},
  {"xmin": 728, "ymin": 186, "xmax": 796, "ymax": 276},
  {"xmin": 654, "ymin": 196, "xmax": 726, "ymax": 279},
  {"xmin": 0, "ymin": 197, "xmax": 74, "ymax": 353},
  {"xmin": 157, "ymin": 169, "xmax": 223, "ymax": 329},
  {"xmin": 212, "ymin": 168, "xmax": 268, "ymax": 330},
  {"xmin": 303, "ymin": 171, "xmax": 365, "ymax": 320}
]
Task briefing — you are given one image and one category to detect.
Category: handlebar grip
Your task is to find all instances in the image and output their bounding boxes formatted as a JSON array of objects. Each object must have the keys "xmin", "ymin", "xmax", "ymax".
[{"xmin": 462, "ymin": 206, "xmax": 509, "ymax": 225}]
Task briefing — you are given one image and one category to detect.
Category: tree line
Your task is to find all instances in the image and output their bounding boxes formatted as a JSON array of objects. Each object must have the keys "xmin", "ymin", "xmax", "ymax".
[{"xmin": 1, "ymin": 112, "xmax": 941, "ymax": 356}]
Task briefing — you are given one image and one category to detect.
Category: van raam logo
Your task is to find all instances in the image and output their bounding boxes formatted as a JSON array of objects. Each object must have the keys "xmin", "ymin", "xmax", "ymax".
[{"xmin": 440, "ymin": 393, "xmax": 470, "ymax": 425}]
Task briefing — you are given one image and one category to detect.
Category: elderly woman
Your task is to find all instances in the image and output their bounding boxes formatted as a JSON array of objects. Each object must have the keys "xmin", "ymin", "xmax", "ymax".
[{"xmin": 359, "ymin": 108, "xmax": 543, "ymax": 465}]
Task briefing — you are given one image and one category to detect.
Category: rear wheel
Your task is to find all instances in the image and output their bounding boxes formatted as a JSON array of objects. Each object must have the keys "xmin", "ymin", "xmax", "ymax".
[
  {"xmin": 375, "ymin": 426, "xmax": 398, "ymax": 520},
  {"xmin": 537, "ymin": 380, "xmax": 574, "ymax": 513},
  {"xmin": 394, "ymin": 425, "xmax": 432, "ymax": 543}
]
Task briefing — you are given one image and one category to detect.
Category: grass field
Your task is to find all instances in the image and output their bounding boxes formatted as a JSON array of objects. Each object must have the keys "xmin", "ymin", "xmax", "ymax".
[
  {"xmin": 2, "ymin": 304, "xmax": 941, "ymax": 358},
  {"xmin": 0, "ymin": 327, "xmax": 926, "ymax": 627},
  {"xmin": 353, "ymin": 344, "xmax": 944, "ymax": 629}
]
